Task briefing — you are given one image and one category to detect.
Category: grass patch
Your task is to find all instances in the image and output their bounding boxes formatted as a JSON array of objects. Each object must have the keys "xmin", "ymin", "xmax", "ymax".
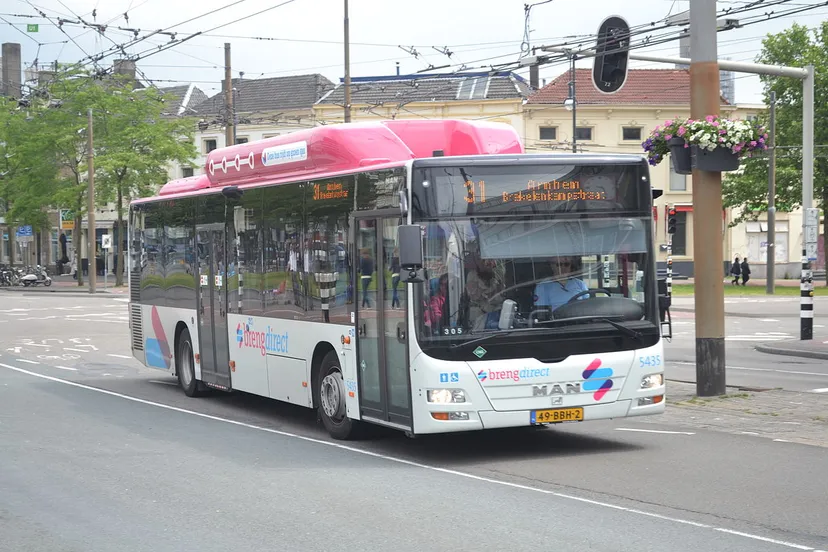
[{"xmin": 670, "ymin": 284, "xmax": 828, "ymax": 297}]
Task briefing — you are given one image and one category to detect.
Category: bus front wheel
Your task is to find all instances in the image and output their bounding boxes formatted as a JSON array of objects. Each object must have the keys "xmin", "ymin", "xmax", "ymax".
[{"xmin": 317, "ymin": 350, "xmax": 359, "ymax": 440}]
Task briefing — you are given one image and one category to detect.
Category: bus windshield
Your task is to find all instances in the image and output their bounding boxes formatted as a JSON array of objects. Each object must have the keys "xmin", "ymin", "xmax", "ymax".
[{"xmin": 410, "ymin": 161, "xmax": 659, "ymax": 357}]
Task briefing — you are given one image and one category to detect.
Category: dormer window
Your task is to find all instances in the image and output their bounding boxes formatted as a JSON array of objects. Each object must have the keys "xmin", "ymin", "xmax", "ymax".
[{"xmin": 457, "ymin": 77, "xmax": 490, "ymax": 100}]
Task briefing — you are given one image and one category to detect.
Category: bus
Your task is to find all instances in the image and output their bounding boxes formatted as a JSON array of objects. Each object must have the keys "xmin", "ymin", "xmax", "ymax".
[{"xmin": 128, "ymin": 119, "xmax": 670, "ymax": 440}]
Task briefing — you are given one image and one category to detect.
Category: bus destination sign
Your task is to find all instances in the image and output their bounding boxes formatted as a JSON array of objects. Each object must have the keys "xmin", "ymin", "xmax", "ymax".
[
  {"xmin": 463, "ymin": 179, "xmax": 608, "ymax": 205},
  {"xmin": 313, "ymin": 181, "xmax": 349, "ymax": 201}
]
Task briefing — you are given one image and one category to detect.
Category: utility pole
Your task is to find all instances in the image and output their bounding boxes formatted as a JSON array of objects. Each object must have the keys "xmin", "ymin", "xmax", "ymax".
[
  {"xmin": 801, "ymin": 64, "xmax": 816, "ymax": 341},
  {"xmin": 690, "ymin": 0, "xmax": 725, "ymax": 396},
  {"xmin": 570, "ymin": 53, "xmax": 577, "ymax": 153},
  {"xmin": 766, "ymin": 91, "xmax": 777, "ymax": 294},
  {"xmin": 224, "ymin": 42, "xmax": 234, "ymax": 146},
  {"xmin": 343, "ymin": 0, "xmax": 352, "ymax": 123},
  {"xmin": 87, "ymin": 108, "xmax": 96, "ymax": 295}
]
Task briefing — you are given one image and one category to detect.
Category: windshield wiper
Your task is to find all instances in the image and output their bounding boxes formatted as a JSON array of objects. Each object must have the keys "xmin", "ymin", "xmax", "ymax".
[
  {"xmin": 448, "ymin": 327, "xmax": 551, "ymax": 350},
  {"xmin": 539, "ymin": 315, "xmax": 644, "ymax": 341}
]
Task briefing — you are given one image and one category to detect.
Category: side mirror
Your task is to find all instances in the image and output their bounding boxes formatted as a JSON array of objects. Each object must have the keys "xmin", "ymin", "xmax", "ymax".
[{"xmin": 398, "ymin": 224, "xmax": 425, "ymax": 283}]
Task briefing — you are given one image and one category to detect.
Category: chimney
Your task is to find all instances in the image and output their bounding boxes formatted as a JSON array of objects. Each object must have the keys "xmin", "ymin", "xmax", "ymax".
[
  {"xmin": 530, "ymin": 63, "xmax": 539, "ymax": 89},
  {"xmin": 1, "ymin": 43, "xmax": 23, "ymax": 99},
  {"xmin": 38, "ymin": 70, "xmax": 56, "ymax": 86},
  {"xmin": 113, "ymin": 58, "xmax": 137, "ymax": 79}
]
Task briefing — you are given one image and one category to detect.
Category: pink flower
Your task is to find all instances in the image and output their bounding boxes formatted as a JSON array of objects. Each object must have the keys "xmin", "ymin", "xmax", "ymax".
[
  {"xmin": 733, "ymin": 144, "xmax": 742, "ymax": 152},
  {"xmin": 665, "ymin": 134, "xmax": 673, "ymax": 140},
  {"xmin": 678, "ymin": 126, "xmax": 686, "ymax": 136},
  {"xmin": 712, "ymin": 121, "xmax": 719, "ymax": 127},
  {"xmin": 763, "ymin": 133, "xmax": 768, "ymax": 139},
  {"xmin": 750, "ymin": 140, "xmax": 757, "ymax": 147},
  {"xmin": 705, "ymin": 115, "xmax": 715, "ymax": 123},
  {"xmin": 683, "ymin": 143, "xmax": 689, "ymax": 148}
]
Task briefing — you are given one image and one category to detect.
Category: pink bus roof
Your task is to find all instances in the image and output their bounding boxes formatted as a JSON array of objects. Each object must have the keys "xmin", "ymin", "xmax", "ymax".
[{"xmin": 148, "ymin": 119, "xmax": 523, "ymax": 200}]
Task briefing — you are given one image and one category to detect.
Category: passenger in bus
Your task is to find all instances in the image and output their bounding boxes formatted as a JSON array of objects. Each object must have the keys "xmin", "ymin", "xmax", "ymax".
[
  {"xmin": 465, "ymin": 252, "xmax": 505, "ymax": 330},
  {"xmin": 533, "ymin": 256, "xmax": 588, "ymax": 311},
  {"xmin": 423, "ymin": 273, "xmax": 449, "ymax": 332}
]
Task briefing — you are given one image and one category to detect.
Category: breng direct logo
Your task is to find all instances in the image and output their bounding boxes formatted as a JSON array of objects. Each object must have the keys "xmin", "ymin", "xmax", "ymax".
[
  {"xmin": 582, "ymin": 358, "xmax": 614, "ymax": 400},
  {"xmin": 477, "ymin": 367, "xmax": 551, "ymax": 382},
  {"xmin": 236, "ymin": 318, "xmax": 289, "ymax": 356}
]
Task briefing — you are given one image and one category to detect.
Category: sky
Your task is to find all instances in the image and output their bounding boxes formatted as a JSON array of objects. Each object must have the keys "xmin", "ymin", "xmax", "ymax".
[{"xmin": 2, "ymin": 0, "xmax": 827, "ymax": 105}]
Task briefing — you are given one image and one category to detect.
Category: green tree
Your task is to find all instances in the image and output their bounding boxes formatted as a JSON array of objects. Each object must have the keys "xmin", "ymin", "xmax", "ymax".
[
  {"xmin": 722, "ymin": 22, "xmax": 828, "ymax": 283},
  {"xmin": 95, "ymin": 86, "xmax": 196, "ymax": 286}
]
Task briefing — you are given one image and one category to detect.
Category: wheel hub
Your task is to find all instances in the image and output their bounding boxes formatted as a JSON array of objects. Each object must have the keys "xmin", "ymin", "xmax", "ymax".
[{"xmin": 321, "ymin": 371, "xmax": 346, "ymax": 420}]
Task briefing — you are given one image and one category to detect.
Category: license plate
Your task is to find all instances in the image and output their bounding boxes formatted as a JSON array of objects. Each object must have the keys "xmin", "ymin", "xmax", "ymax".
[{"xmin": 531, "ymin": 407, "xmax": 584, "ymax": 424}]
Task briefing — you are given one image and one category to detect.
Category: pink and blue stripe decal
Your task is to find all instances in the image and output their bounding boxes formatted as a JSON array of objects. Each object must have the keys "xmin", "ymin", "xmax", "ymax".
[
  {"xmin": 582, "ymin": 358, "xmax": 614, "ymax": 400},
  {"xmin": 144, "ymin": 306, "xmax": 171, "ymax": 369}
]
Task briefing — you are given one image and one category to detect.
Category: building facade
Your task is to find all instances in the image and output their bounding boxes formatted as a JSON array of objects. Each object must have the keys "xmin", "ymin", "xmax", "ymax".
[{"xmin": 524, "ymin": 68, "xmax": 764, "ymax": 278}]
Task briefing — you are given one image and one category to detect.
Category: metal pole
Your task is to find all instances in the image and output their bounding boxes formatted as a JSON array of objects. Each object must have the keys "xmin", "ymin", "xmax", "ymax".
[
  {"xmin": 87, "ymin": 108, "xmax": 96, "ymax": 295},
  {"xmin": 690, "ymin": 0, "xmax": 725, "ymax": 396},
  {"xmin": 343, "ymin": 0, "xmax": 352, "ymax": 123},
  {"xmin": 571, "ymin": 53, "xmax": 577, "ymax": 153},
  {"xmin": 224, "ymin": 43, "xmax": 234, "ymax": 147},
  {"xmin": 766, "ymin": 90, "xmax": 776, "ymax": 295},
  {"xmin": 801, "ymin": 64, "xmax": 815, "ymax": 340}
]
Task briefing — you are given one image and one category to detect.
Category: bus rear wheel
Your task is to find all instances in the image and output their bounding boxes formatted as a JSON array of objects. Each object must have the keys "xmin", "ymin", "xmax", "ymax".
[
  {"xmin": 317, "ymin": 350, "xmax": 359, "ymax": 440},
  {"xmin": 177, "ymin": 328, "xmax": 203, "ymax": 397}
]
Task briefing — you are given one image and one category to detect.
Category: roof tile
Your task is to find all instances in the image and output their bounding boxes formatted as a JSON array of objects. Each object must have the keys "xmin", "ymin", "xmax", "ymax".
[
  {"xmin": 193, "ymin": 74, "xmax": 334, "ymax": 116},
  {"xmin": 527, "ymin": 68, "xmax": 730, "ymax": 105}
]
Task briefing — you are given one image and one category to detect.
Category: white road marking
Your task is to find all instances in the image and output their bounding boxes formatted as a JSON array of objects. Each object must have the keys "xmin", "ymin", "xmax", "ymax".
[
  {"xmin": 774, "ymin": 439, "xmax": 791, "ymax": 443},
  {"xmin": 1, "ymin": 362, "xmax": 818, "ymax": 552},
  {"xmin": 810, "ymin": 388, "xmax": 828, "ymax": 393},
  {"xmin": 615, "ymin": 428, "xmax": 695, "ymax": 435},
  {"xmin": 54, "ymin": 365, "xmax": 77, "ymax": 371},
  {"xmin": 107, "ymin": 354, "xmax": 133, "ymax": 359},
  {"xmin": 16, "ymin": 359, "xmax": 40, "ymax": 365},
  {"xmin": 759, "ymin": 319, "xmax": 780, "ymax": 322},
  {"xmin": 670, "ymin": 362, "xmax": 828, "ymax": 378},
  {"xmin": 64, "ymin": 348, "xmax": 91, "ymax": 353}
]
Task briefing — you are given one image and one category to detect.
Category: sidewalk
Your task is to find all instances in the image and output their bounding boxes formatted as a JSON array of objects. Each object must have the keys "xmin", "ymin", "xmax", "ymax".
[
  {"xmin": 0, "ymin": 276, "xmax": 127, "ymax": 295},
  {"xmin": 755, "ymin": 338, "xmax": 828, "ymax": 360},
  {"xmin": 657, "ymin": 381, "xmax": 828, "ymax": 448}
]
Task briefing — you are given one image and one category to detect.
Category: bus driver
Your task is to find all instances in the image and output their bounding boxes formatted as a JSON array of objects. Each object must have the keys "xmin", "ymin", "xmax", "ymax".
[{"xmin": 533, "ymin": 256, "xmax": 588, "ymax": 311}]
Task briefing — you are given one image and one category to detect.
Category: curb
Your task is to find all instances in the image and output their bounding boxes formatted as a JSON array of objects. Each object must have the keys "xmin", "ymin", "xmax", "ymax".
[
  {"xmin": 0, "ymin": 287, "xmax": 123, "ymax": 297},
  {"xmin": 755, "ymin": 341, "xmax": 828, "ymax": 361},
  {"xmin": 670, "ymin": 307, "xmax": 803, "ymax": 319}
]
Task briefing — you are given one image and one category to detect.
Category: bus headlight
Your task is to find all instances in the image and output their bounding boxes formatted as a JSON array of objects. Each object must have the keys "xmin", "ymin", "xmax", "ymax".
[
  {"xmin": 641, "ymin": 374, "xmax": 664, "ymax": 389},
  {"xmin": 427, "ymin": 389, "xmax": 467, "ymax": 403}
]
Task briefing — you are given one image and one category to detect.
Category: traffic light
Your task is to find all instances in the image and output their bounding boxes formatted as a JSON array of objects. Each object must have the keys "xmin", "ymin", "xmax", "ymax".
[
  {"xmin": 592, "ymin": 16, "xmax": 630, "ymax": 94},
  {"xmin": 667, "ymin": 207, "xmax": 678, "ymax": 234}
]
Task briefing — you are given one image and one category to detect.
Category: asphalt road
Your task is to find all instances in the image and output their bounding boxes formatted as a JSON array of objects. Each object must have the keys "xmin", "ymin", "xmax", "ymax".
[
  {"xmin": 1, "ymin": 292, "xmax": 827, "ymax": 551},
  {"xmin": 665, "ymin": 299, "xmax": 828, "ymax": 392}
]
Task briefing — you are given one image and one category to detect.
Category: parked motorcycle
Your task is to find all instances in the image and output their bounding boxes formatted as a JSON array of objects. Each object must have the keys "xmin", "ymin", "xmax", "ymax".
[{"xmin": 20, "ymin": 265, "xmax": 52, "ymax": 287}]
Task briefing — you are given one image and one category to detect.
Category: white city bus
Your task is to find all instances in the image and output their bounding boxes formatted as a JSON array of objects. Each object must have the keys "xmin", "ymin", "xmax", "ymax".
[{"xmin": 128, "ymin": 119, "xmax": 668, "ymax": 440}]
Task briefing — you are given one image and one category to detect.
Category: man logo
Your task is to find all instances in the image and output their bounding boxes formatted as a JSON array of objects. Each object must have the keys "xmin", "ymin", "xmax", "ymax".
[{"xmin": 532, "ymin": 383, "xmax": 581, "ymax": 396}]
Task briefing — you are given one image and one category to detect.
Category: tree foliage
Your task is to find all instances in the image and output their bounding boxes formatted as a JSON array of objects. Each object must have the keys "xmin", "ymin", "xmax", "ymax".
[
  {"xmin": 0, "ymin": 68, "xmax": 196, "ymax": 282},
  {"xmin": 722, "ymin": 22, "xmax": 828, "ymax": 280}
]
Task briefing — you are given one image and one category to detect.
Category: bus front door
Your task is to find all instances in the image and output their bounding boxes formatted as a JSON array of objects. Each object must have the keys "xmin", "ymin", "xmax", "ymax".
[
  {"xmin": 353, "ymin": 213, "xmax": 412, "ymax": 430},
  {"xmin": 196, "ymin": 223, "xmax": 232, "ymax": 390}
]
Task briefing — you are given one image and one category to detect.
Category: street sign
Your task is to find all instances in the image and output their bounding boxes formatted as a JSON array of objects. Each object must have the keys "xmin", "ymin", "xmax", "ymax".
[
  {"xmin": 60, "ymin": 209, "xmax": 75, "ymax": 230},
  {"xmin": 27, "ymin": 24, "xmax": 38, "ymax": 32},
  {"xmin": 102, "ymin": 234, "xmax": 112, "ymax": 249},
  {"xmin": 805, "ymin": 242, "xmax": 818, "ymax": 261},
  {"xmin": 15, "ymin": 225, "xmax": 33, "ymax": 237},
  {"xmin": 804, "ymin": 207, "xmax": 819, "ymax": 226},
  {"xmin": 805, "ymin": 226, "xmax": 818, "ymax": 244}
]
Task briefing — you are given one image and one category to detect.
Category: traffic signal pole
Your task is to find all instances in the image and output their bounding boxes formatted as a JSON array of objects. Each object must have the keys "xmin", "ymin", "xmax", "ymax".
[
  {"xmin": 689, "ymin": 0, "xmax": 726, "ymax": 396},
  {"xmin": 667, "ymin": 207, "xmax": 676, "ymax": 298}
]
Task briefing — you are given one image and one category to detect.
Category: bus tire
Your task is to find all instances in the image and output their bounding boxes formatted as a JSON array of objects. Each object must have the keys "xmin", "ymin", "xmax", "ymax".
[
  {"xmin": 317, "ymin": 350, "xmax": 359, "ymax": 440},
  {"xmin": 176, "ymin": 328, "xmax": 202, "ymax": 397}
]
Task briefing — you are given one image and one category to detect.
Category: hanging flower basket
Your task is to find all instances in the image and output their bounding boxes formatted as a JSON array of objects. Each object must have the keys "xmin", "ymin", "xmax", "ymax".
[
  {"xmin": 642, "ymin": 116, "xmax": 768, "ymax": 173},
  {"xmin": 668, "ymin": 136, "xmax": 692, "ymax": 175}
]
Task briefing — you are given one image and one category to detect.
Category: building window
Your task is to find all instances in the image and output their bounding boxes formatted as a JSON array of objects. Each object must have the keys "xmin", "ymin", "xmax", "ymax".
[
  {"xmin": 622, "ymin": 127, "xmax": 641, "ymax": 141},
  {"xmin": 236, "ymin": 137, "xmax": 249, "ymax": 145},
  {"xmin": 539, "ymin": 127, "xmax": 557, "ymax": 140},
  {"xmin": 669, "ymin": 166, "xmax": 687, "ymax": 191},
  {"xmin": 671, "ymin": 211, "xmax": 688, "ymax": 256},
  {"xmin": 204, "ymin": 139, "xmax": 217, "ymax": 153},
  {"xmin": 574, "ymin": 127, "xmax": 592, "ymax": 141},
  {"xmin": 182, "ymin": 167, "xmax": 194, "ymax": 178}
]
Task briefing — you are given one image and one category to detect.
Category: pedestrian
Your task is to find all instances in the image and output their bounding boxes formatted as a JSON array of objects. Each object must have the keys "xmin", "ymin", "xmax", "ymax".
[
  {"xmin": 730, "ymin": 256, "xmax": 741, "ymax": 285},
  {"xmin": 740, "ymin": 256, "xmax": 751, "ymax": 286}
]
